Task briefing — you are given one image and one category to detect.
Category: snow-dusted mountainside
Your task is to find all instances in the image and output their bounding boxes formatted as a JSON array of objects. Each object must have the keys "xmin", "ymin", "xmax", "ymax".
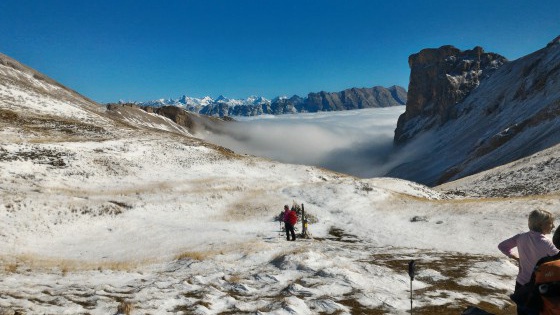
[
  {"xmin": 1, "ymin": 51, "xmax": 558, "ymax": 314},
  {"xmin": 0, "ymin": 52, "xmax": 235, "ymax": 143},
  {"xmin": 389, "ymin": 37, "xmax": 560, "ymax": 186},
  {"xmin": 0, "ymin": 53, "xmax": 112, "ymax": 132},
  {"xmin": 0, "ymin": 53, "xmax": 197, "ymax": 140},
  {"xmin": 436, "ymin": 142, "xmax": 560, "ymax": 197}
]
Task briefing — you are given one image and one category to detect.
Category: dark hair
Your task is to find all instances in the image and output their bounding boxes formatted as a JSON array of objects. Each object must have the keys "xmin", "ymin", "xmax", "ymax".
[{"xmin": 553, "ymin": 228, "xmax": 560, "ymax": 249}]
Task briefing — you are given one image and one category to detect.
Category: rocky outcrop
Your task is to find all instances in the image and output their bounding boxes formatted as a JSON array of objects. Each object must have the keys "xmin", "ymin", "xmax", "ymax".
[
  {"xmin": 152, "ymin": 106, "xmax": 197, "ymax": 130},
  {"xmin": 386, "ymin": 37, "xmax": 560, "ymax": 186},
  {"xmin": 151, "ymin": 106, "xmax": 231, "ymax": 134},
  {"xmin": 394, "ymin": 46, "xmax": 506, "ymax": 145},
  {"xmin": 106, "ymin": 103, "xmax": 230, "ymax": 135}
]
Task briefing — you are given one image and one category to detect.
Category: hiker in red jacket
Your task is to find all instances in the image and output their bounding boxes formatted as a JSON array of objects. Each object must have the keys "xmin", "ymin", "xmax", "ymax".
[{"xmin": 283, "ymin": 205, "xmax": 297, "ymax": 241}]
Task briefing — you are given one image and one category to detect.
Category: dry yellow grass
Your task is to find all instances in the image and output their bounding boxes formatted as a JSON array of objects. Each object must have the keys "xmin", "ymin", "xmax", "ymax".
[
  {"xmin": 175, "ymin": 240, "xmax": 272, "ymax": 263},
  {"xmin": 116, "ymin": 301, "xmax": 133, "ymax": 315},
  {"xmin": 222, "ymin": 200, "xmax": 270, "ymax": 221},
  {"xmin": 174, "ymin": 250, "xmax": 217, "ymax": 261},
  {"xmin": 4, "ymin": 263, "xmax": 18, "ymax": 274},
  {"xmin": 224, "ymin": 273, "xmax": 243, "ymax": 284},
  {"xmin": 0, "ymin": 254, "xmax": 157, "ymax": 274}
]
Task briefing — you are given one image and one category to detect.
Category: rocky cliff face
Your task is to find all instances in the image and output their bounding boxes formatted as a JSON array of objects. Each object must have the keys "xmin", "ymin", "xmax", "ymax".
[
  {"xmin": 387, "ymin": 37, "xmax": 560, "ymax": 186},
  {"xmin": 394, "ymin": 46, "xmax": 506, "ymax": 145}
]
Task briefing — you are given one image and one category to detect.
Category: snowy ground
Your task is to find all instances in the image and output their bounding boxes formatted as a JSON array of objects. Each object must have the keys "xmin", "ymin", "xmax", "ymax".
[{"xmin": 2, "ymin": 132, "xmax": 557, "ymax": 314}]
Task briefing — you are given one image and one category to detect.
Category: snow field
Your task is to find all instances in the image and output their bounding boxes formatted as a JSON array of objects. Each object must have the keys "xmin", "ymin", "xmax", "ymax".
[{"xmin": 1, "ymin": 132, "xmax": 551, "ymax": 313}]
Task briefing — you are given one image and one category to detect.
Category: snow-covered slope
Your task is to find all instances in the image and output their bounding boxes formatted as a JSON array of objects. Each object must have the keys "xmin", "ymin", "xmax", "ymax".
[
  {"xmin": 0, "ymin": 53, "xmax": 116, "ymax": 136},
  {"xmin": 0, "ymin": 51, "xmax": 555, "ymax": 315},
  {"xmin": 0, "ymin": 53, "xmax": 197, "ymax": 142},
  {"xmin": 436, "ymin": 142, "xmax": 560, "ymax": 197},
  {"xmin": 1, "ymin": 130, "xmax": 536, "ymax": 315}
]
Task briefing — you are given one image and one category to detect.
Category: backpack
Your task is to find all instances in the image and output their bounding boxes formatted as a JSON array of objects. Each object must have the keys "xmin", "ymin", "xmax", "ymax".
[
  {"xmin": 287, "ymin": 210, "xmax": 298, "ymax": 226},
  {"xmin": 534, "ymin": 259, "xmax": 560, "ymax": 315}
]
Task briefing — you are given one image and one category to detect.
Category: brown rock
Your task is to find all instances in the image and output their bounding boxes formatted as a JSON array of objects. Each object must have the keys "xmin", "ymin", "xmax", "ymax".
[{"xmin": 395, "ymin": 46, "xmax": 506, "ymax": 145}]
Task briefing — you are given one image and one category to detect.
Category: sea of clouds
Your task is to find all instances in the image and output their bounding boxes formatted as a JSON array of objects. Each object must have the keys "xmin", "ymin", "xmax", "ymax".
[{"xmin": 197, "ymin": 107, "xmax": 407, "ymax": 178}]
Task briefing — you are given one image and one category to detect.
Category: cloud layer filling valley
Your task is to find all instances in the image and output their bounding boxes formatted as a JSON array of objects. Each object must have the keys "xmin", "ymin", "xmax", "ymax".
[{"xmin": 197, "ymin": 107, "xmax": 406, "ymax": 178}]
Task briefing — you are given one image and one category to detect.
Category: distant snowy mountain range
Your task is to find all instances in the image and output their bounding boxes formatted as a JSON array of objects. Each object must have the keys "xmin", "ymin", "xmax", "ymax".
[
  {"xmin": 123, "ymin": 85, "xmax": 407, "ymax": 117},
  {"xmin": 136, "ymin": 94, "xmax": 271, "ymax": 110}
]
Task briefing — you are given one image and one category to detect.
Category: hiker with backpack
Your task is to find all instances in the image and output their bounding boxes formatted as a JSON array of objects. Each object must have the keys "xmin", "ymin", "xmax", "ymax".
[
  {"xmin": 520, "ymin": 227, "xmax": 560, "ymax": 315},
  {"xmin": 283, "ymin": 205, "xmax": 297, "ymax": 241},
  {"xmin": 498, "ymin": 209, "xmax": 559, "ymax": 315}
]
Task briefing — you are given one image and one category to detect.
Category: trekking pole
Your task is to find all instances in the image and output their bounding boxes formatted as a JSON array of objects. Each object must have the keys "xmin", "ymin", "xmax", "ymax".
[
  {"xmin": 408, "ymin": 260, "xmax": 416, "ymax": 314},
  {"xmin": 301, "ymin": 203, "xmax": 306, "ymax": 238}
]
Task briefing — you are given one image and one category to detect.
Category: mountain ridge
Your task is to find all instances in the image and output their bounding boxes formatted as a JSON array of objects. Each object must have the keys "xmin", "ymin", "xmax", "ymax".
[{"xmin": 125, "ymin": 85, "xmax": 407, "ymax": 117}]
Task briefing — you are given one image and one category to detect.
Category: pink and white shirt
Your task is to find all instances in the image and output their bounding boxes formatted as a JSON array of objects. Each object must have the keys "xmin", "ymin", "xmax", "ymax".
[{"xmin": 498, "ymin": 230, "xmax": 559, "ymax": 285}]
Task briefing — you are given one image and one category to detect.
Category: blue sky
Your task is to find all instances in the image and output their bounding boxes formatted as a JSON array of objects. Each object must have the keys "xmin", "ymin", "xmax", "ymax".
[{"xmin": 1, "ymin": 0, "xmax": 559, "ymax": 103}]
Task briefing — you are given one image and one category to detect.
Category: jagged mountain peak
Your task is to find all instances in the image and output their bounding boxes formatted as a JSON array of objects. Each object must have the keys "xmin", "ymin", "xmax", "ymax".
[{"xmin": 215, "ymin": 95, "xmax": 227, "ymax": 102}]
